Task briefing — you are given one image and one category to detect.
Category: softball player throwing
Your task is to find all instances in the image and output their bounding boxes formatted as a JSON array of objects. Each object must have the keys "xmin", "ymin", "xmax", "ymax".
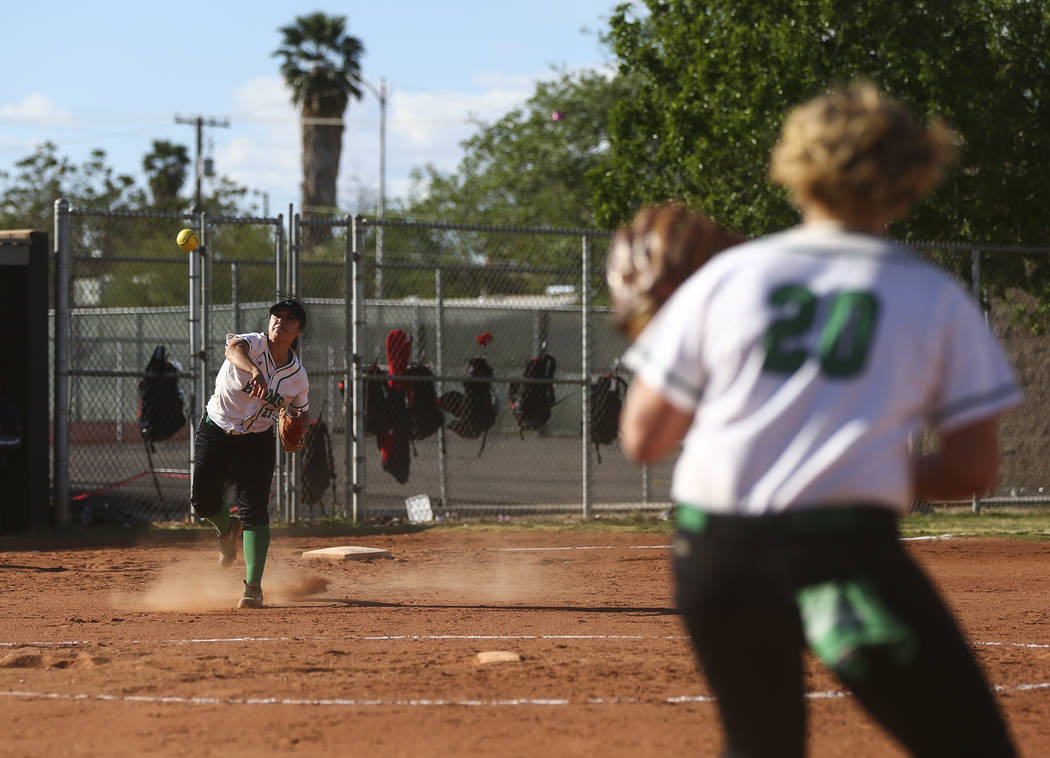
[
  {"xmin": 620, "ymin": 82, "xmax": 1021, "ymax": 756},
  {"xmin": 191, "ymin": 298, "xmax": 310, "ymax": 609}
]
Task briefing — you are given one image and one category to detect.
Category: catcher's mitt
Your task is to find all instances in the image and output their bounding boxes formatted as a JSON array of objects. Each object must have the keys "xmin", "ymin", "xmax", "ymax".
[
  {"xmin": 278, "ymin": 407, "xmax": 306, "ymax": 453},
  {"xmin": 606, "ymin": 203, "xmax": 745, "ymax": 339}
]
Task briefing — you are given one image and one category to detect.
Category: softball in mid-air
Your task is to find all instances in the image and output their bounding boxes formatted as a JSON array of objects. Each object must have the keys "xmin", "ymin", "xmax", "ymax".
[{"xmin": 176, "ymin": 228, "xmax": 200, "ymax": 251}]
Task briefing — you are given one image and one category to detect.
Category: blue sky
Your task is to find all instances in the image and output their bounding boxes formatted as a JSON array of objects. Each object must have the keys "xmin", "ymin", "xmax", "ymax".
[{"xmin": 2, "ymin": 1, "xmax": 622, "ymax": 218}]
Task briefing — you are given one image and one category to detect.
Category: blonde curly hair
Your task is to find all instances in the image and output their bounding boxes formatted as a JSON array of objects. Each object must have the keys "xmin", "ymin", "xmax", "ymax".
[{"xmin": 769, "ymin": 81, "xmax": 958, "ymax": 226}]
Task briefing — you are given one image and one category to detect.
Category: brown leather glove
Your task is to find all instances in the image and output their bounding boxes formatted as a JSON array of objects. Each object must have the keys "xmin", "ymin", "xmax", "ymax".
[
  {"xmin": 606, "ymin": 203, "xmax": 745, "ymax": 339},
  {"xmin": 278, "ymin": 407, "xmax": 306, "ymax": 453}
]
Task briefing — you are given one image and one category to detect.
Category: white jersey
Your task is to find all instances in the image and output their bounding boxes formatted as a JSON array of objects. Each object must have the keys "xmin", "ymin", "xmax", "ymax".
[
  {"xmin": 205, "ymin": 332, "xmax": 310, "ymax": 434},
  {"xmin": 623, "ymin": 223, "xmax": 1022, "ymax": 515}
]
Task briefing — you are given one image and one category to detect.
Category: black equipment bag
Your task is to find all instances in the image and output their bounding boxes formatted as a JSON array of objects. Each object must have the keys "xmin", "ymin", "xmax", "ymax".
[
  {"xmin": 301, "ymin": 418, "xmax": 336, "ymax": 507},
  {"xmin": 441, "ymin": 356, "xmax": 498, "ymax": 439},
  {"xmin": 364, "ymin": 363, "xmax": 396, "ymax": 437},
  {"xmin": 137, "ymin": 345, "xmax": 186, "ymax": 444},
  {"xmin": 590, "ymin": 373, "xmax": 626, "ymax": 463},
  {"xmin": 439, "ymin": 355, "xmax": 498, "ymax": 456},
  {"xmin": 405, "ymin": 362, "xmax": 444, "ymax": 441},
  {"xmin": 508, "ymin": 353, "xmax": 556, "ymax": 437},
  {"xmin": 363, "ymin": 362, "xmax": 411, "ymax": 483}
]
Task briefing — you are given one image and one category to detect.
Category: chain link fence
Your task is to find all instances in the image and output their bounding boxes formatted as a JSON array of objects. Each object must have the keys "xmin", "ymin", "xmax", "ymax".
[
  {"xmin": 51, "ymin": 202, "xmax": 1050, "ymax": 525},
  {"xmin": 53, "ymin": 204, "xmax": 286, "ymax": 526},
  {"xmin": 910, "ymin": 241, "xmax": 1050, "ymax": 510}
]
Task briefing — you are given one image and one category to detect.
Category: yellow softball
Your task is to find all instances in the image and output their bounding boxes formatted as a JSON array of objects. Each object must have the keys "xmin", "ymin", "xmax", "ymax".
[{"xmin": 176, "ymin": 228, "xmax": 200, "ymax": 252}]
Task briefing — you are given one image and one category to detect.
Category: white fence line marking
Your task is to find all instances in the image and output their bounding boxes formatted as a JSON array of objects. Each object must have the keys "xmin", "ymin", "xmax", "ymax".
[
  {"xmin": 490, "ymin": 545, "xmax": 670, "ymax": 552},
  {"xmin": 2, "ymin": 680, "xmax": 1046, "ymax": 709},
  {"xmin": 492, "ymin": 535, "xmax": 956, "ymax": 552},
  {"xmin": 3, "ymin": 636, "xmax": 1045, "ymax": 648}
]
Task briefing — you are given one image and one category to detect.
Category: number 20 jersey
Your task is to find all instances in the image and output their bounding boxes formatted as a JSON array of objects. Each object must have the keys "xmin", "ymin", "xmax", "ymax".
[{"xmin": 623, "ymin": 223, "xmax": 1023, "ymax": 514}]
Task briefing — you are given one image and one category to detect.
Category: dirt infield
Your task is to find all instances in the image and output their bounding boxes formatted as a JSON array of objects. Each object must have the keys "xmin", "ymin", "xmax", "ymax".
[{"xmin": 0, "ymin": 529, "xmax": 1047, "ymax": 757}]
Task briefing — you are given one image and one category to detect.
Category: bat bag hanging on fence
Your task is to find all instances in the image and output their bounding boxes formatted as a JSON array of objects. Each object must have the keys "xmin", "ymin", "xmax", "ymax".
[
  {"xmin": 136, "ymin": 345, "xmax": 187, "ymax": 498},
  {"xmin": 439, "ymin": 355, "xmax": 498, "ymax": 456},
  {"xmin": 590, "ymin": 372, "xmax": 626, "ymax": 463},
  {"xmin": 365, "ymin": 361, "xmax": 411, "ymax": 485},
  {"xmin": 301, "ymin": 417, "xmax": 336, "ymax": 510},
  {"xmin": 508, "ymin": 351, "xmax": 556, "ymax": 437},
  {"xmin": 404, "ymin": 362, "xmax": 444, "ymax": 441},
  {"xmin": 137, "ymin": 345, "xmax": 186, "ymax": 446}
]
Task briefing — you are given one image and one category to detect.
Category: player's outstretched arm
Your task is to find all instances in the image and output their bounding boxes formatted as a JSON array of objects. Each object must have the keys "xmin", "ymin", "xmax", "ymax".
[
  {"xmin": 912, "ymin": 416, "xmax": 1001, "ymax": 501},
  {"xmin": 619, "ymin": 379, "xmax": 693, "ymax": 464},
  {"xmin": 225, "ymin": 338, "xmax": 266, "ymax": 398}
]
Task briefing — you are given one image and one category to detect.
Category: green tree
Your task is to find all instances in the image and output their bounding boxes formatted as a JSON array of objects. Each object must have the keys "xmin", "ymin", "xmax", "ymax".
[
  {"xmin": 407, "ymin": 69, "xmax": 628, "ymax": 233},
  {"xmin": 0, "ymin": 142, "xmax": 145, "ymax": 231},
  {"xmin": 142, "ymin": 140, "xmax": 190, "ymax": 209},
  {"xmin": 392, "ymin": 69, "xmax": 632, "ymax": 299},
  {"xmin": 595, "ymin": 0, "xmax": 1050, "ymax": 249},
  {"xmin": 273, "ymin": 12, "xmax": 365, "ymax": 248},
  {"xmin": 0, "ymin": 142, "xmax": 271, "ymax": 308}
]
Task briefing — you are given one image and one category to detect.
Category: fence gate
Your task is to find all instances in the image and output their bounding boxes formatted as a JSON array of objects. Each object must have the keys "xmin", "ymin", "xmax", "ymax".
[{"xmin": 52, "ymin": 202, "xmax": 286, "ymax": 525}]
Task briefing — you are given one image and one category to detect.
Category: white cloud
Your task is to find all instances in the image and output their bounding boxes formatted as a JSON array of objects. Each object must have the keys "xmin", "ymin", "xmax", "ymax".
[
  {"xmin": 210, "ymin": 72, "xmax": 553, "ymax": 211},
  {"xmin": 392, "ymin": 85, "xmax": 530, "ymax": 152},
  {"xmin": 212, "ymin": 76, "xmax": 300, "ymax": 212},
  {"xmin": 0, "ymin": 93, "xmax": 71, "ymax": 123}
]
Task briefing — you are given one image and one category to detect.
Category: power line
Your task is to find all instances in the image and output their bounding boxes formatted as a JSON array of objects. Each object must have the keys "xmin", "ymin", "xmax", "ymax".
[{"xmin": 175, "ymin": 115, "xmax": 230, "ymax": 212}]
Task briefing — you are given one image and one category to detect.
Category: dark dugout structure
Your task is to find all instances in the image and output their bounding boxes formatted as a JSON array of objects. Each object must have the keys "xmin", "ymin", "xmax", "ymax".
[{"xmin": 0, "ymin": 230, "xmax": 49, "ymax": 530}]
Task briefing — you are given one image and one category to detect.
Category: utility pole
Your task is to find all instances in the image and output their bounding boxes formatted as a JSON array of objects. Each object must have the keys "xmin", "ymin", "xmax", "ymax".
[
  {"xmin": 361, "ymin": 78, "xmax": 387, "ymax": 299},
  {"xmin": 175, "ymin": 115, "xmax": 230, "ymax": 212}
]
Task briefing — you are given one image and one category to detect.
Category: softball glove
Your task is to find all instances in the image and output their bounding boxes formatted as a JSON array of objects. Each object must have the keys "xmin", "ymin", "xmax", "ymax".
[
  {"xmin": 606, "ymin": 203, "xmax": 745, "ymax": 339},
  {"xmin": 279, "ymin": 407, "xmax": 306, "ymax": 453}
]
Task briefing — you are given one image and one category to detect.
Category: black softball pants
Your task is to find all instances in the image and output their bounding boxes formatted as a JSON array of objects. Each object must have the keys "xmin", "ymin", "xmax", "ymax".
[
  {"xmin": 190, "ymin": 415, "xmax": 276, "ymax": 528},
  {"xmin": 672, "ymin": 506, "xmax": 1017, "ymax": 758}
]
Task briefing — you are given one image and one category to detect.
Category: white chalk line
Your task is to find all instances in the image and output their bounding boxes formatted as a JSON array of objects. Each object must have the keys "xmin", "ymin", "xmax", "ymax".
[
  {"xmin": 0, "ymin": 634, "xmax": 681, "ymax": 648},
  {"xmin": 492, "ymin": 535, "xmax": 955, "ymax": 552},
  {"xmin": 492, "ymin": 545, "xmax": 669, "ymax": 552},
  {"xmin": 2, "ymin": 680, "xmax": 1047, "ymax": 709},
  {"xmin": 3, "ymin": 636, "xmax": 1047, "ymax": 649}
]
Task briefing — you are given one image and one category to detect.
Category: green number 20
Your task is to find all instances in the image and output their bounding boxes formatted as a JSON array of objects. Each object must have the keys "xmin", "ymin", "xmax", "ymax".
[{"xmin": 762, "ymin": 284, "xmax": 880, "ymax": 379}]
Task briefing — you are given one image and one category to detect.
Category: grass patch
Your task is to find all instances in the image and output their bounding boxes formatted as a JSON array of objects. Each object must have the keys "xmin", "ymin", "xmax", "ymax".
[
  {"xmin": 10, "ymin": 506, "xmax": 1044, "ymax": 548},
  {"xmin": 900, "ymin": 506, "xmax": 1050, "ymax": 540},
  {"xmin": 281, "ymin": 507, "xmax": 1050, "ymax": 539}
]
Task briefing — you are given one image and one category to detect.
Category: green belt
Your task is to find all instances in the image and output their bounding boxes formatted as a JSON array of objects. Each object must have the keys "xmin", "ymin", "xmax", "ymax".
[
  {"xmin": 675, "ymin": 505, "xmax": 709, "ymax": 533},
  {"xmin": 674, "ymin": 504, "xmax": 895, "ymax": 536}
]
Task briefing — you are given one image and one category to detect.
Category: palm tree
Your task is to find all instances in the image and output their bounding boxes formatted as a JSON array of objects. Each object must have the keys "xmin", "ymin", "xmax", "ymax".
[
  {"xmin": 274, "ymin": 12, "xmax": 364, "ymax": 248},
  {"xmin": 142, "ymin": 140, "xmax": 190, "ymax": 209}
]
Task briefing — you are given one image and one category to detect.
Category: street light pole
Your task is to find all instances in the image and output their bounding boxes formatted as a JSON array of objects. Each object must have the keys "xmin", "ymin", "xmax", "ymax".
[{"xmin": 361, "ymin": 78, "xmax": 387, "ymax": 299}]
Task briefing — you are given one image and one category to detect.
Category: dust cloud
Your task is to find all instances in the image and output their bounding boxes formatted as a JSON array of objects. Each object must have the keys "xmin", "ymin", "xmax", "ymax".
[{"xmin": 114, "ymin": 559, "xmax": 331, "ymax": 612}]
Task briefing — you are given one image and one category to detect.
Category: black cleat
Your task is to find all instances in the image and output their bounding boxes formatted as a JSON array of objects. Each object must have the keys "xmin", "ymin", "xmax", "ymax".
[
  {"xmin": 217, "ymin": 517, "xmax": 243, "ymax": 568},
  {"xmin": 238, "ymin": 580, "xmax": 263, "ymax": 609}
]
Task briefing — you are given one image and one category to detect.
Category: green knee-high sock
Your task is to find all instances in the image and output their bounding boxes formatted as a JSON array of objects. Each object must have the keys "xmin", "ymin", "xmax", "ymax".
[
  {"xmin": 243, "ymin": 525, "xmax": 270, "ymax": 586},
  {"xmin": 204, "ymin": 509, "xmax": 231, "ymax": 536}
]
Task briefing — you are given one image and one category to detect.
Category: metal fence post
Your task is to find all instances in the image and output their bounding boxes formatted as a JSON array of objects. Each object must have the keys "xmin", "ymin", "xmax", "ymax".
[
  {"xmin": 287, "ymin": 214, "xmax": 302, "ymax": 522},
  {"xmin": 351, "ymin": 216, "xmax": 367, "ymax": 521},
  {"xmin": 343, "ymin": 216, "xmax": 354, "ymax": 518},
  {"xmin": 278, "ymin": 213, "xmax": 292, "ymax": 522},
  {"xmin": 187, "ymin": 212, "xmax": 203, "ymax": 518},
  {"xmin": 231, "ymin": 262, "xmax": 241, "ymax": 334},
  {"xmin": 53, "ymin": 199, "xmax": 71, "ymax": 526},
  {"xmin": 581, "ymin": 233, "xmax": 593, "ymax": 520},
  {"xmin": 198, "ymin": 211, "xmax": 210, "ymax": 419},
  {"xmin": 435, "ymin": 267, "xmax": 449, "ymax": 509},
  {"xmin": 971, "ymin": 246, "xmax": 983, "ymax": 515},
  {"xmin": 290, "ymin": 214, "xmax": 300, "ymax": 299},
  {"xmin": 199, "ymin": 212, "xmax": 212, "ymax": 522},
  {"xmin": 116, "ymin": 343, "xmax": 124, "ymax": 444}
]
